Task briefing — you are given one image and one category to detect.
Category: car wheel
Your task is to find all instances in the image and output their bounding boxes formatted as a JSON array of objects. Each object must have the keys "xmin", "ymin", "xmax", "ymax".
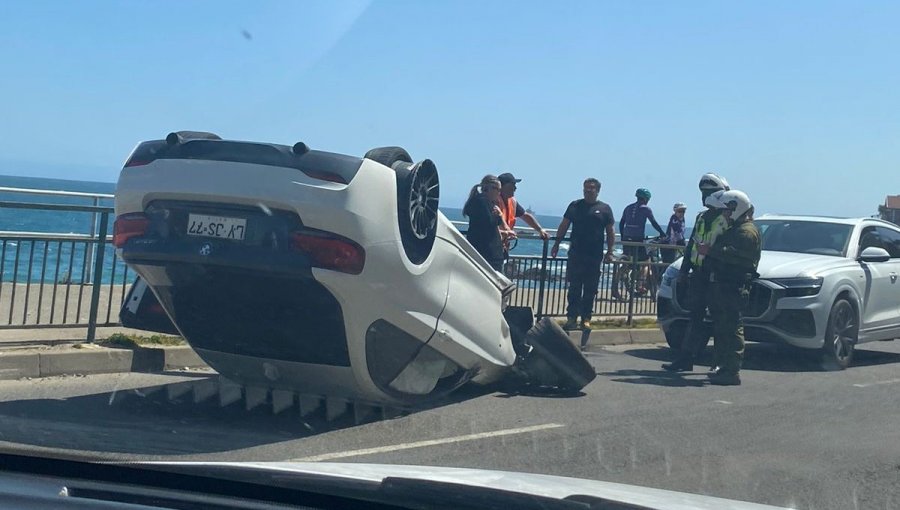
[
  {"xmin": 822, "ymin": 299, "xmax": 857, "ymax": 371},
  {"xmin": 363, "ymin": 146, "xmax": 413, "ymax": 169},
  {"xmin": 521, "ymin": 317, "xmax": 596, "ymax": 392},
  {"xmin": 394, "ymin": 159, "xmax": 440, "ymax": 265},
  {"xmin": 364, "ymin": 147, "xmax": 439, "ymax": 264}
]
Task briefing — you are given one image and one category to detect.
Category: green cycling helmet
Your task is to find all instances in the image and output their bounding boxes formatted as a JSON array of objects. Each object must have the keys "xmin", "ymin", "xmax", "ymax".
[{"xmin": 635, "ymin": 188, "xmax": 652, "ymax": 199}]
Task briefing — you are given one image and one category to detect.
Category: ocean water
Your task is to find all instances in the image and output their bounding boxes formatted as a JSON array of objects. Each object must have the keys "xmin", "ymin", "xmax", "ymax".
[{"xmin": 0, "ymin": 175, "xmax": 563, "ymax": 284}]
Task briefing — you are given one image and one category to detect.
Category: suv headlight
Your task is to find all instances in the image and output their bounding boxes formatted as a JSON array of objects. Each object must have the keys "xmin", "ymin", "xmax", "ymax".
[{"xmin": 768, "ymin": 277, "xmax": 824, "ymax": 297}]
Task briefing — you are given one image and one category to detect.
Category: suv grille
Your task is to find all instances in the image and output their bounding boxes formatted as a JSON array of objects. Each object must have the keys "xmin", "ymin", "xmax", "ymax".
[
  {"xmin": 673, "ymin": 279, "xmax": 771, "ymax": 318},
  {"xmin": 745, "ymin": 283, "xmax": 772, "ymax": 318}
]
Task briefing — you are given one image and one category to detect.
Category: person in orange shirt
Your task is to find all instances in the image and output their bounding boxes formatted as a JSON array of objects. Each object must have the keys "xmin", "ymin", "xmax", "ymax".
[{"xmin": 497, "ymin": 172, "xmax": 550, "ymax": 262}]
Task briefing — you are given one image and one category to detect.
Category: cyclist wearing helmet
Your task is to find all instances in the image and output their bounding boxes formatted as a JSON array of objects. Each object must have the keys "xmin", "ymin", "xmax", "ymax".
[
  {"xmin": 662, "ymin": 202, "xmax": 688, "ymax": 263},
  {"xmin": 663, "ymin": 173, "xmax": 730, "ymax": 372},
  {"xmin": 617, "ymin": 188, "xmax": 665, "ymax": 297}
]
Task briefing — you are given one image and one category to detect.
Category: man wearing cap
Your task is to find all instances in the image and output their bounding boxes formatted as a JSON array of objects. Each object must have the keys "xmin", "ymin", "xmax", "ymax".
[
  {"xmin": 662, "ymin": 202, "xmax": 688, "ymax": 264},
  {"xmin": 497, "ymin": 173, "xmax": 550, "ymax": 260}
]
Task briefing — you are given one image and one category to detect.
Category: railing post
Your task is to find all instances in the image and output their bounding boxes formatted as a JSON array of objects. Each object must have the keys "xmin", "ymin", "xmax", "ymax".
[
  {"xmin": 85, "ymin": 197, "xmax": 99, "ymax": 282},
  {"xmin": 86, "ymin": 212, "xmax": 109, "ymax": 343},
  {"xmin": 626, "ymin": 243, "xmax": 636, "ymax": 326},
  {"xmin": 536, "ymin": 237, "xmax": 549, "ymax": 319}
]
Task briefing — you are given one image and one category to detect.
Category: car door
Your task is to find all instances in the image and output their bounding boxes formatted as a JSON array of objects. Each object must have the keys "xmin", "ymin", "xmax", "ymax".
[
  {"xmin": 855, "ymin": 226, "xmax": 899, "ymax": 339},
  {"xmin": 874, "ymin": 226, "xmax": 900, "ymax": 336}
]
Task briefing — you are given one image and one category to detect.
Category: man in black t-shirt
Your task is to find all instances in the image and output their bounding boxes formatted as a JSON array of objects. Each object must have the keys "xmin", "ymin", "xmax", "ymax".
[{"xmin": 551, "ymin": 178, "xmax": 616, "ymax": 331}]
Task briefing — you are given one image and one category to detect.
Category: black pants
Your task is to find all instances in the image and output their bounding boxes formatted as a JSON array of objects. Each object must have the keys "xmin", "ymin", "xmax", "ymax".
[
  {"xmin": 566, "ymin": 255, "xmax": 602, "ymax": 320},
  {"xmin": 677, "ymin": 271, "xmax": 713, "ymax": 361}
]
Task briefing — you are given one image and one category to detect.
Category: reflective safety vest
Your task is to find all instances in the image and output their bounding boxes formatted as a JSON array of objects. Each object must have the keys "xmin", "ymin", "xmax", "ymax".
[
  {"xmin": 500, "ymin": 196, "xmax": 517, "ymax": 228},
  {"xmin": 689, "ymin": 209, "xmax": 728, "ymax": 267}
]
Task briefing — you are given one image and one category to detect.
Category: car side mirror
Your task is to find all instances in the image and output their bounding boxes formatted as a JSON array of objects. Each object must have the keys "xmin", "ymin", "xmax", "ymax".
[{"xmin": 858, "ymin": 246, "xmax": 891, "ymax": 263}]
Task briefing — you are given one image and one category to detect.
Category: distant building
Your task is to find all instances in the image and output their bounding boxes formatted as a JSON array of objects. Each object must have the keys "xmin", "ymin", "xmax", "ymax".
[{"xmin": 879, "ymin": 195, "xmax": 900, "ymax": 225}]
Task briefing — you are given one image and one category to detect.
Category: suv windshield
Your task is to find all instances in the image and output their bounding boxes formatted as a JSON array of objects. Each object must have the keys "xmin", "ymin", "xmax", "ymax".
[{"xmin": 757, "ymin": 219, "xmax": 852, "ymax": 257}]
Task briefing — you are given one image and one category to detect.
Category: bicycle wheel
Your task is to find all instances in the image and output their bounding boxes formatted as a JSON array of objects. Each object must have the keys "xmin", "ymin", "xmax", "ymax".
[{"xmin": 614, "ymin": 261, "xmax": 634, "ymax": 301}]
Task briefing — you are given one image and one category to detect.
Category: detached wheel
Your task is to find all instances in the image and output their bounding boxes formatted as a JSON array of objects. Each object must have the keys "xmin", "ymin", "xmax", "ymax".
[
  {"xmin": 521, "ymin": 317, "xmax": 596, "ymax": 392},
  {"xmin": 822, "ymin": 299, "xmax": 857, "ymax": 370}
]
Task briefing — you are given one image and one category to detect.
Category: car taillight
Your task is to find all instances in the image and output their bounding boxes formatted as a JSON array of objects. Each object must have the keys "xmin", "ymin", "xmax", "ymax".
[
  {"xmin": 290, "ymin": 230, "xmax": 365, "ymax": 274},
  {"xmin": 114, "ymin": 213, "xmax": 150, "ymax": 247}
]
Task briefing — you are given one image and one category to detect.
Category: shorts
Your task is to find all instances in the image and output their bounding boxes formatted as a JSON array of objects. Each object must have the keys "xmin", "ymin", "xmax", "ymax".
[{"xmin": 622, "ymin": 244, "xmax": 649, "ymax": 261}]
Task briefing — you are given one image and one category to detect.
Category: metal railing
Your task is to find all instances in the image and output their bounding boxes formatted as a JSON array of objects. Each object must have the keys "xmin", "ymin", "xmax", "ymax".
[
  {"xmin": 0, "ymin": 188, "xmax": 127, "ymax": 342},
  {"xmin": 451, "ymin": 221, "xmax": 680, "ymax": 322},
  {"xmin": 1, "ymin": 192, "xmax": 678, "ymax": 343}
]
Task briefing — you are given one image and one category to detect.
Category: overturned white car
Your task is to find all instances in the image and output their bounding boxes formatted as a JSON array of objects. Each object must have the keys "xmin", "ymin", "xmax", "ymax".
[{"xmin": 114, "ymin": 131, "xmax": 594, "ymax": 406}]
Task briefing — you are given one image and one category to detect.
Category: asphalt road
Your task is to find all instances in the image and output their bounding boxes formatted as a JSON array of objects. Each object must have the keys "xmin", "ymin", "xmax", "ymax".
[{"xmin": 2, "ymin": 341, "xmax": 900, "ymax": 510}]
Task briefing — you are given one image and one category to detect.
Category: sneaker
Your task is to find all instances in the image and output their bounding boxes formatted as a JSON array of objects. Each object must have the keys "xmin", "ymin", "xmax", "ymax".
[
  {"xmin": 581, "ymin": 320, "xmax": 591, "ymax": 331},
  {"xmin": 564, "ymin": 318, "xmax": 578, "ymax": 330}
]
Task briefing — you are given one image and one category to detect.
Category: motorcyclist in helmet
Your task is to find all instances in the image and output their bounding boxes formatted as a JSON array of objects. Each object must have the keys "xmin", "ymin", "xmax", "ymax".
[
  {"xmin": 697, "ymin": 190, "xmax": 761, "ymax": 385},
  {"xmin": 662, "ymin": 173, "xmax": 730, "ymax": 372}
]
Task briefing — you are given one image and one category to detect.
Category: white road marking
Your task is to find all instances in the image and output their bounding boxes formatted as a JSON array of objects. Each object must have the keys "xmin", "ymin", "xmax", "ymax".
[
  {"xmin": 852, "ymin": 378, "xmax": 900, "ymax": 388},
  {"xmin": 714, "ymin": 400, "xmax": 732, "ymax": 405},
  {"xmin": 289, "ymin": 423, "xmax": 566, "ymax": 462}
]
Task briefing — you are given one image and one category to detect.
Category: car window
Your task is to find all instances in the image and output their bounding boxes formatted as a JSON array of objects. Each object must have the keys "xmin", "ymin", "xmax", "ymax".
[
  {"xmin": 756, "ymin": 219, "xmax": 852, "ymax": 257},
  {"xmin": 875, "ymin": 226, "xmax": 900, "ymax": 258},
  {"xmin": 858, "ymin": 226, "xmax": 883, "ymax": 252}
]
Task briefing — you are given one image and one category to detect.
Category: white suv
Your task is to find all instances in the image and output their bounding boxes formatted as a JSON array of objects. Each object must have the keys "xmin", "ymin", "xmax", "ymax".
[{"xmin": 657, "ymin": 214, "xmax": 900, "ymax": 369}]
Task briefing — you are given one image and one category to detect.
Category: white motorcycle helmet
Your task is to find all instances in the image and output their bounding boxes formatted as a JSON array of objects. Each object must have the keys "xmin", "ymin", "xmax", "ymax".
[
  {"xmin": 673, "ymin": 202, "xmax": 687, "ymax": 211},
  {"xmin": 718, "ymin": 190, "xmax": 753, "ymax": 219},
  {"xmin": 703, "ymin": 190, "xmax": 727, "ymax": 209},
  {"xmin": 698, "ymin": 173, "xmax": 730, "ymax": 192}
]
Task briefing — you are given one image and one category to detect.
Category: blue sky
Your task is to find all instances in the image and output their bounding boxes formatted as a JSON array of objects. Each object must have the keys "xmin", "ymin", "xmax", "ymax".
[{"xmin": 1, "ymin": 0, "xmax": 898, "ymax": 219}]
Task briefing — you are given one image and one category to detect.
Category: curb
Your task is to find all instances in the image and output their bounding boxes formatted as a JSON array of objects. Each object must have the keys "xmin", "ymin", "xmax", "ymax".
[
  {"xmin": 0, "ymin": 330, "xmax": 662, "ymax": 382},
  {"xmin": 566, "ymin": 328, "xmax": 665, "ymax": 346},
  {"xmin": 0, "ymin": 346, "xmax": 208, "ymax": 380}
]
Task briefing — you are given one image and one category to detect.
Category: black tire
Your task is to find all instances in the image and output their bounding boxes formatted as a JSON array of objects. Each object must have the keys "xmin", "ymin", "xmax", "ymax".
[
  {"xmin": 364, "ymin": 147, "xmax": 438, "ymax": 264},
  {"xmin": 503, "ymin": 306, "xmax": 535, "ymax": 356},
  {"xmin": 522, "ymin": 317, "xmax": 596, "ymax": 391},
  {"xmin": 822, "ymin": 299, "xmax": 857, "ymax": 371},
  {"xmin": 363, "ymin": 146, "xmax": 412, "ymax": 169},
  {"xmin": 394, "ymin": 159, "xmax": 440, "ymax": 264}
]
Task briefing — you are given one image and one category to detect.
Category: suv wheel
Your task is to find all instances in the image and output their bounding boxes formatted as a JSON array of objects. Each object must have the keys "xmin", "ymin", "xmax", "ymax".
[
  {"xmin": 364, "ymin": 147, "xmax": 439, "ymax": 265},
  {"xmin": 822, "ymin": 299, "xmax": 857, "ymax": 370}
]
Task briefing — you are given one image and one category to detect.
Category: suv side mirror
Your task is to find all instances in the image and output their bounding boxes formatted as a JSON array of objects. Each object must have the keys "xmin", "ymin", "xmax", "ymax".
[{"xmin": 858, "ymin": 246, "xmax": 891, "ymax": 263}]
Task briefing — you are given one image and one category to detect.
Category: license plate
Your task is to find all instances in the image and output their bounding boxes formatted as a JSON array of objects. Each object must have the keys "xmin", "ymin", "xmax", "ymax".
[{"xmin": 187, "ymin": 214, "xmax": 247, "ymax": 241}]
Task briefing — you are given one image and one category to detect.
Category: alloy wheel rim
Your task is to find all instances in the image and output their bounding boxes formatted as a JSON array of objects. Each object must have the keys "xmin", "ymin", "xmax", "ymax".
[{"xmin": 408, "ymin": 166, "xmax": 439, "ymax": 240}]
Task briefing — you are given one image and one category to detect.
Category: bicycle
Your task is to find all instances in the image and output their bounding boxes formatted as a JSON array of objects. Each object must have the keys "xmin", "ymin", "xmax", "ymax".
[{"xmin": 611, "ymin": 237, "xmax": 667, "ymax": 301}]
